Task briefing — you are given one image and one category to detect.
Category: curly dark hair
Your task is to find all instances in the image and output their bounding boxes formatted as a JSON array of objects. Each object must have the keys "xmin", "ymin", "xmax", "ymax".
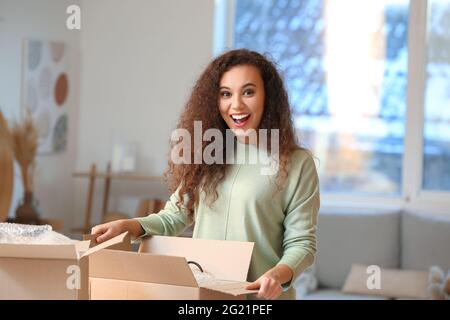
[{"xmin": 165, "ymin": 49, "xmax": 300, "ymax": 215}]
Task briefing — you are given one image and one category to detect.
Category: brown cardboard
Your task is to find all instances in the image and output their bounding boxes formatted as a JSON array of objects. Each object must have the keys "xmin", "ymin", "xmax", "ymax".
[
  {"xmin": 0, "ymin": 232, "xmax": 130, "ymax": 300},
  {"xmin": 139, "ymin": 235, "xmax": 253, "ymax": 281},
  {"xmin": 90, "ymin": 249, "xmax": 198, "ymax": 287},
  {"xmin": 83, "ymin": 233, "xmax": 132, "ymax": 252},
  {"xmin": 90, "ymin": 278, "xmax": 201, "ymax": 300},
  {"xmin": 89, "ymin": 235, "xmax": 258, "ymax": 300}
]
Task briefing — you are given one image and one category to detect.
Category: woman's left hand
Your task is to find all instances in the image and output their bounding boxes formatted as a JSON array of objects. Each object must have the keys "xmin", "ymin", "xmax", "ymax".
[
  {"xmin": 245, "ymin": 264, "xmax": 293, "ymax": 300},
  {"xmin": 245, "ymin": 273, "xmax": 283, "ymax": 300}
]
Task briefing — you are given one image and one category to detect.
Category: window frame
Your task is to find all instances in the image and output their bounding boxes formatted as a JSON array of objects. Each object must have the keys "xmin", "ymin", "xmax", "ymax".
[{"xmin": 214, "ymin": 0, "xmax": 450, "ymax": 214}]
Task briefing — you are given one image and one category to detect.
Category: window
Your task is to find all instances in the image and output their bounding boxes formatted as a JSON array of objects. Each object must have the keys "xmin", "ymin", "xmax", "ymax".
[
  {"xmin": 215, "ymin": 0, "xmax": 450, "ymax": 209},
  {"xmin": 423, "ymin": 0, "xmax": 450, "ymax": 191}
]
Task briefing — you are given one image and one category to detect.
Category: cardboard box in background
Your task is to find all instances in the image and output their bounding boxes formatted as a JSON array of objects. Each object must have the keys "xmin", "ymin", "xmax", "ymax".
[
  {"xmin": 0, "ymin": 232, "xmax": 130, "ymax": 300},
  {"xmin": 89, "ymin": 235, "xmax": 259, "ymax": 300}
]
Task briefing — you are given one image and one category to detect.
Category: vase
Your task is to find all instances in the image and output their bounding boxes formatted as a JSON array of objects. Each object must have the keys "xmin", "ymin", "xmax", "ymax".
[{"xmin": 15, "ymin": 191, "xmax": 41, "ymax": 225}]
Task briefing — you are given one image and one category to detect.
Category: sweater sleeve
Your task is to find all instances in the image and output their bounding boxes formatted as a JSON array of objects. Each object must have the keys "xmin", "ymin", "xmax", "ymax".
[
  {"xmin": 134, "ymin": 187, "xmax": 193, "ymax": 238},
  {"xmin": 277, "ymin": 151, "xmax": 320, "ymax": 289}
]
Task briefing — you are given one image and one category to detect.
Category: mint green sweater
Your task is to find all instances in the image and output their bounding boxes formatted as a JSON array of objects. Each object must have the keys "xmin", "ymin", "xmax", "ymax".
[{"xmin": 136, "ymin": 141, "xmax": 320, "ymax": 300}]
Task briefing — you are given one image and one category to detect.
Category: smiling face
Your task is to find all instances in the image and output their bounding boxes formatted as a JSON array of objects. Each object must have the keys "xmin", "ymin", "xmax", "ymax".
[{"xmin": 218, "ymin": 65, "xmax": 265, "ymax": 142}]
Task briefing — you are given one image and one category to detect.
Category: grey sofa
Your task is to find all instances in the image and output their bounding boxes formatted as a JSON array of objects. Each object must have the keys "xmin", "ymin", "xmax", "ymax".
[{"xmin": 294, "ymin": 208, "xmax": 450, "ymax": 299}]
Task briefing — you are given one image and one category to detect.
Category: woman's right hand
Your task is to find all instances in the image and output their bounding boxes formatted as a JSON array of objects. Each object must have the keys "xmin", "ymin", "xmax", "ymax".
[{"xmin": 91, "ymin": 219, "xmax": 144, "ymax": 243}]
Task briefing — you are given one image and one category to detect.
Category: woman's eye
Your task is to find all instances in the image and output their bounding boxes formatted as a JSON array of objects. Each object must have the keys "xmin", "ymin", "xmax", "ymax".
[
  {"xmin": 243, "ymin": 89, "xmax": 254, "ymax": 96},
  {"xmin": 220, "ymin": 91, "xmax": 231, "ymax": 98}
]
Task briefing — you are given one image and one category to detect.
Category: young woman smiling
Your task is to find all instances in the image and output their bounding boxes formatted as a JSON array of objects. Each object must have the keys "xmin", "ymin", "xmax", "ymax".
[{"xmin": 91, "ymin": 49, "xmax": 320, "ymax": 300}]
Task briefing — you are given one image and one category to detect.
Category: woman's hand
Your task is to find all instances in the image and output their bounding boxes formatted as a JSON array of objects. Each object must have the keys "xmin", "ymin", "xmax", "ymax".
[
  {"xmin": 91, "ymin": 219, "xmax": 144, "ymax": 243},
  {"xmin": 245, "ymin": 273, "xmax": 283, "ymax": 300},
  {"xmin": 245, "ymin": 264, "xmax": 293, "ymax": 300}
]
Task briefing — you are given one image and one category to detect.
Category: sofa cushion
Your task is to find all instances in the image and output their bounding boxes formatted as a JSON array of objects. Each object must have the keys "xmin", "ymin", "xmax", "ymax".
[
  {"xmin": 342, "ymin": 264, "xmax": 429, "ymax": 299},
  {"xmin": 401, "ymin": 210, "xmax": 450, "ymax": 271},
  {"xmin": 316, "ymin": 208, "xmax": 400, "ymax": 289}
]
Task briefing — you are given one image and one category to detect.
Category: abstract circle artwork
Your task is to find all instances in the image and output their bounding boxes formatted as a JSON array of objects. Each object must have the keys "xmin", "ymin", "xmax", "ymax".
[
  {"xmin": 22, "ymin": 39, "xmax": 69, "ymax": 154},
  {"xmin": 38, "ymin": 67, "xmax": 52, "ymax": 100},
  {"xmin": 50, "ymin": 41, "xmax": 65, "ymax": 63},
  {"xmin": 35, "ymin": 110, "xmax": 51, "ymax": 140},
  {"xmin": 27, "ymin": 40, "xmax": 42, "ymax": 71},
  {"xmin": 52, "ymin": 114, "xmax": 68, "ymax": 152},
  {"xmin": 26, "ymin": 79, "xmax": 38, "ymax": 112},
  {"xmin": 54, "ymin": 73, "xmax": 68, "ymax": 106}
]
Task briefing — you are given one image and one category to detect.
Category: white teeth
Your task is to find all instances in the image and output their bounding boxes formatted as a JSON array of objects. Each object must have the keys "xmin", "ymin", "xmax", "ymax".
[{"xmin": 231, "ymin": 114, "xmax": 249, "ymax": 120}]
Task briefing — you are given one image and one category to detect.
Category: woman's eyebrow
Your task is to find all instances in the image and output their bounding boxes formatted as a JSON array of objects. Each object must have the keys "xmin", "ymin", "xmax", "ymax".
[{"xmin": 219, "ymin": 83, "xmax": 256, "ymax": 90}]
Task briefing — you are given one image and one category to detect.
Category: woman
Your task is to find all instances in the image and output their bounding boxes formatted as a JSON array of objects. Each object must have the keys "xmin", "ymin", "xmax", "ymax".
[{"xmin": 91, "ymin": 49, "xmax": 320, "ymax": 300}]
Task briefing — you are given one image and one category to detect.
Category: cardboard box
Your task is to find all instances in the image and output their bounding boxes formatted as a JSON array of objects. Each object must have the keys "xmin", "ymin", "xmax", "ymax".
[
  {"xmin": 0, "ymin": 232, "xmax": 130, "ymax": 300},
  {"xmin": 89, "ymin": 235, "xmax": 258, "ymax": 300}
]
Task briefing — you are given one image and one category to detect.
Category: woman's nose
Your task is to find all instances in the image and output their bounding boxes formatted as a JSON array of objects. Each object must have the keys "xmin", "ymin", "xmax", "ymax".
[{"xmin": 231, "ymin": 95, "xmax": 244, "ymax": 110}]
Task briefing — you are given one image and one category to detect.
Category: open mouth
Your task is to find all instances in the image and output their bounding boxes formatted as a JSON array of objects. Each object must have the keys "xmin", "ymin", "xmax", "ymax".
[{"xmin": 230, "ymin": 113, "xmax": 251, "ymax": 127}]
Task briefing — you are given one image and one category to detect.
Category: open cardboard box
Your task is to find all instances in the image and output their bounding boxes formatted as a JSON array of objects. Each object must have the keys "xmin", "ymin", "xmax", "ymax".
[
  {"xmin": 0, "ymin": 232, "xmax": 130, "ymax": 299},
  {"xmin": 89, "ymin": 235, "xmax": 259, "ymax": 300}
]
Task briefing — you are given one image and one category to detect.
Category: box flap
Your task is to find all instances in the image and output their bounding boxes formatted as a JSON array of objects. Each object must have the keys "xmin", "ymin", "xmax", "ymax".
[
  {"xmin": 80, "ymin": 232, "xmax": 130, "ymax": 258},
  {"xmin": 139, "ymin": 236, "xmax": 254, "ymax": 281},
  {"xmin": 200, "ymin": 281, "xmax": 259, "ymax": 296},
  {"xmin": 75, "ymin": 240, "xmax": 91, "ymax": 253},
  {"xmin": 83, "ymin": 233, "xmax": 132, "ymax": 251},
  {"xmin": 89, "ymin": 249, "xmax": 198, "ymax": 287},
  {"xmin": 0, "ymin": 243, "xmax": 77, "ymax": 260}
]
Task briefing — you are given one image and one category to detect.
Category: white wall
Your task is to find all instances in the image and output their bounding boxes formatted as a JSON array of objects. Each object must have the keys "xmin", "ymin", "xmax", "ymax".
[
  {"xmin": 75, "ymin": 0, "xmax": 214, "ymax": 228},
  {"xmin": 0, "ymin": 0, "xmax": 81, "ymax": 229}
]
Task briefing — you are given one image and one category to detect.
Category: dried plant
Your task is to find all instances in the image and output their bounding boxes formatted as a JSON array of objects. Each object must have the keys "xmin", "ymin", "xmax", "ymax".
[
  {"xmin": 0, "ymin": 110, "xmax": 13, "ymax": 150},
  {"xmin": 11, "ymin": 111, "xmax": 39, "ymax": 193}
]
